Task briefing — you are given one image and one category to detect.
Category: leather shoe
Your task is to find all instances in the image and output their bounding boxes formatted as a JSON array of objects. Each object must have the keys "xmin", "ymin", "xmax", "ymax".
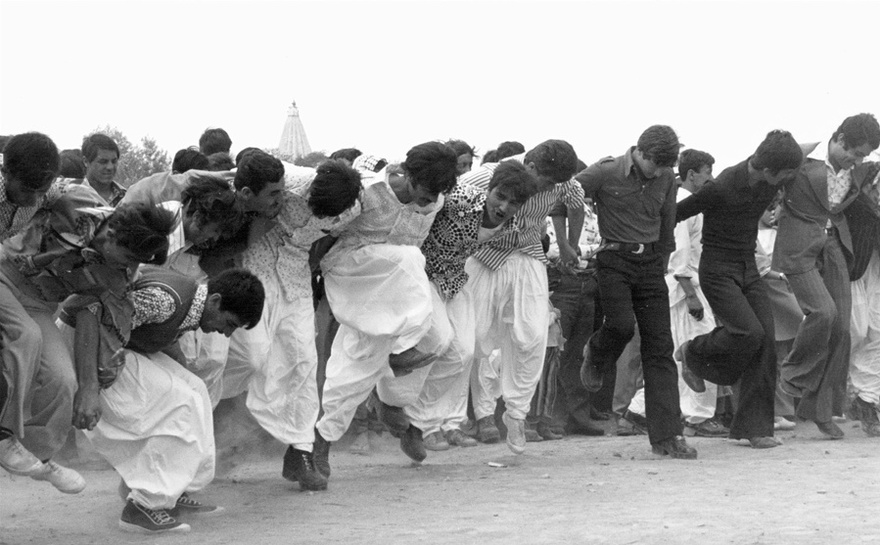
[
  {"xmin": 370, "ymin": 391, "xmax": 410, "ymax": 436},
  {"xmin": 815, "ymin": 420, "xmax": 844, "ymax": 440},
  {"xmin": 313, "ymin": 429, "xmax": 331, "ymax": 478},
  {"xmin": 676, "ymin": 341, "xmax": 705, "ymax": 393},
  {"xmin": 400, "ymin": 425, "xmax": 427, "ymax": 462},
  {"xmin": 475, "ymin": 416, "xmax": 501, "ymax": 443},
  {"xmin": 651, "ymin": 435, "xmax": 698, "ymax": 459},
  {"xmin": 854, "ymin": 397, "xmax": 880, "ymax": 437},
  {"xmin": 579, "ymin": 342, "xmax": 603, "ymax": 392},
  {"xmin": 748, "ymin": 436, "xmax": 781, "ymax": 449}
]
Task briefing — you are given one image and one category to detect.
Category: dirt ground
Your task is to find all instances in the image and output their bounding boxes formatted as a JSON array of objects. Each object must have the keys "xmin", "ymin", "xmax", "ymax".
[{"xmin": 3, "ymin": 404, "xmax": 880, "ymax": 545}]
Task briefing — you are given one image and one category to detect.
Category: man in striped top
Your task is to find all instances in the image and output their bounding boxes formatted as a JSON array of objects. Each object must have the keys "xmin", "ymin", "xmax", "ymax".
[{"xmin": 459, "ymin": 140, "xmax": 585, "ymax": 455}]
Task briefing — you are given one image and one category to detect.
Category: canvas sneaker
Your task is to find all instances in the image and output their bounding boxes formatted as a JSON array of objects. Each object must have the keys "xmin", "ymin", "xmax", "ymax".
[
  {"xmin": 119, "ymin": 499, "xmax": 190, "ymax": 534},
  {"xmin": 0, "ymin": 436, "xmax": 43, "ymax": 476},
  {"xmin": 30, "ymin": 460, "xmax": 86, "ymax": 494},
  {"xmin": 169, "ymin": 492, "xmax": 224, "ymax": 517}
]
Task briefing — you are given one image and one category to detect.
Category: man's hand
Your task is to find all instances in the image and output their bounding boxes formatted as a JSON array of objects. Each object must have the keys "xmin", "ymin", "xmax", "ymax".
[
  {"xmin": 685, "ymin": 293, "xmax": 704, "ymax": 321},
  {"xmin": 72, "ymin": 385, "xmax": 102, "ymax": 430}
]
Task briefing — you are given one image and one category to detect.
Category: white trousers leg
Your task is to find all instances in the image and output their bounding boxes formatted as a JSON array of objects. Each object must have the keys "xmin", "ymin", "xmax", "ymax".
[
  {"xmin": 86, "ymin": 350, "xmax": 215, "ymax": 510},
  {"xmin": 179, "ymin": 330, "xmax": 230, "ymax": 409},
  {"xmin": 226, "ymin": 288, "xmax": 319, "ymax": 446},
  {"xmin": 850, "ymin": 250, "xmax": 880, "ymax": 405},
  {"xmin": 670, "ymin": 285, "xmax": 718, "ymax": 422},
  {"xmin": 466, "ymin": 254, "xmax": 550, "ymax": 421}
]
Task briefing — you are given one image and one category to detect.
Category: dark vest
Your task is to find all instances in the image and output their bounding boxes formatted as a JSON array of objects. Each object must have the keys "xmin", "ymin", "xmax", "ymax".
[{"xmin": 126, "ymin": 266, "xmax": 200, "ymax": 353}]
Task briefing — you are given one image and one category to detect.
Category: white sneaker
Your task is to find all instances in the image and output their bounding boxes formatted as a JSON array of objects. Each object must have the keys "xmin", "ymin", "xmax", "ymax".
[
  {"xmin": 0, "ymin": 436, "xmax": 44, "ymax": 476},
  {"xmin": 502, "ymin": 412, "xmax": 526, "ymax": 455},
  {"xmin": 30, "ymin": 460, "xmax": 86, "ymax": 494}
]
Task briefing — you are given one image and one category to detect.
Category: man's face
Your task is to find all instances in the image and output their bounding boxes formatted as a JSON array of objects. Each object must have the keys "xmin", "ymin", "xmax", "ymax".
[
  {"xmin": 456, "ymin": 153, "xmax": 474, "ymax": 176},
  {"xmin": 3, "ymin": 170, "xmax": 53, "ymax": 207},
  {"xmin": 764, "ymin": 168, "xmax": 797, "ymax": 186},
  {"xmin": 185, "ymin": 216, "xmax": 224, "ymax": 246},
  {"xmin": 84, "ymin": 148, "xmax": 118, "ymax": 184},
  {"xmin": 829, "ymin": 134, "xmax": 873, "ymax": 171},
  {"xmin": 245, "ymin": 179, "xmax": 285, "ymax": 218},
  {"xmin": 407, "ymin": 179, "xmax": 440, "ymax": 207},
  {"xmin": 688, "ymin": 164, "xmax": 714, "ymax": 191},
  {"xmin": 200, "ymin": 294, "xmax": 245, "ymax": 337},
  {"xmin": 636, "ymin": 151, "xmax": 662, "ymax": 179},
  {"xmin": 483, "ymin": 186, "xmax": 523, "ymax": 228}
]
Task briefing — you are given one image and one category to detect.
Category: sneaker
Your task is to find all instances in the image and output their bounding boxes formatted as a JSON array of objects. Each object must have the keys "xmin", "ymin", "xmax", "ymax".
[
  {"xmin": 169, "ymin": 492, "xmax": 223, "ymax": 517},
  {"xmin": 855, "ymin": 397, "xmax": 880, "ymax": 437},
  {"xmin": 683, "ymin": 418, "xmax": 729, "ymax": 438},
  {"xmin": 445, "ymin": 428, "xmax": 478, "ymax": 447},
  {"xmin": 675, "ymin": 341, "xmax": 705, "ymax": 393},
  {"xmin": 476, "ymin": 416, "xmax": 501, "ymax": 444},
  {"xmin": 282, "ymin": 446, "xmax": 328, "ymax": 491},
  {"xmin": 313, "ymin": 430, "xmax": 331, "ymax": 478},
  {"xmin": 400, "ymin": 425, "xmax": 426, "ymax": 462},
  {"xmin": 651, "ymin": 435, "xmax": 698, "ymax": 460},
  {"xmin": 773, "ymin": 417, "xmax": 796, "ymax": 431},
  {"xmin": 0, "ymin": 436, "xmax": 43, "ymax": 476},
  {"xmin": 119, "ymin": 499, "xmax": 190, "ymax": 534},
  {"xmin": 501, "ymin": 412, "xmax": 525, "ymax": 455},
  {"xmin": 30, "ymin": 460, "xmax": 86, "ymax": 494},
  {"xmin": 423, "ymin": 431, "xmax": 451, "ymax": 451}
]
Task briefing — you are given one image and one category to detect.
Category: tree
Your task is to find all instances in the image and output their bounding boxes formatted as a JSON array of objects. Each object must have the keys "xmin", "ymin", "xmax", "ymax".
[
  {"xmin": 86, "ymin": 126, "xmax": 170, "ymax": 187},
  {"xmin": 293, "ymin": 151, "xmax": 329, "ymax": 168}
]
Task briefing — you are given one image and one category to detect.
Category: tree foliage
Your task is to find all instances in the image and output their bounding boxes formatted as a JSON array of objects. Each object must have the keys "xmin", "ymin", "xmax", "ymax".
[
  {"xmin": 87, "ymin": 126, "xmax": 170, "ymax": 187},
  {"xmin": 264, "ymin": 147, "xmax": 328, "ymax": 168}
]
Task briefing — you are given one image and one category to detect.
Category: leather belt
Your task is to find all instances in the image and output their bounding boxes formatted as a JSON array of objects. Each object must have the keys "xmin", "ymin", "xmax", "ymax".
[{"xmin": 602, "ymin": 241, "xmax": 655, "ymax": 254}]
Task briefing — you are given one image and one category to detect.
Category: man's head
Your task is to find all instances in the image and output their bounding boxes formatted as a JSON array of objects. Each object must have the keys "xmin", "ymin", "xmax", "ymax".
[
  {"xmin": 483, "ymin": 161, "xmax": 539, "ymax": 228},
  {"xmin": 329, "ymin": 148, "xmax": 362, "ymax": 167},
  {"xmin": 828, "ymin": 113, "xmax": 880, "ymax": 171},
  {"xmin": 496, "ymin": 141, "xmax": 526, "ymax": 160},
  {"xmin": 634, "ymin": 125, "xmax": 679, "ymax": 179},
  {"xmin": 81, "ymin": 133, "xmax": 120, "ymax": 185},
  {"xmin": 401, "ymin": 141, "xmax": 459, "ymax": 207},
  {"xmin": 233, "ymin": 150, "xmax": 285, "ymax": 218},
  {"xmin": 235, "ymin": 147, "xmax": 262, "ymax": 167},
  {"xmin": 445, "ymin": 139, "xmax": 477, "ymax": 176},
  {"xmin": 201, "ymin": 268, "xmax": 265, "ymax": 336},
  {"xmin": 180, "ymin": 174, "xmax": 241, "ymax": 246},
  {"xmin": 206, "ymin": 152, "xmax": 235, "ymax": 172},
  {"xmin": 678, "ymin": 149, "xmax": 715, "ymax": 191},
  {"xmin": 751, "ymin": 130, "xmax": 803, "ymax": 186},
  {"xmin": 482, "ymin": 149, "xmax": 499, "ymax": 164},
  {"xmin": 172, "ymin": 147, "xmax": 209, "ymax": 174},
  {"xmin": 523, "ymin": 139, "xmax": 579, "ymax": 186},
  {"xmin": 308, "ymin": 160, "xmax": 362, "ymax": 218},
  {"xmin": 99, "ymin": 202, "xmax": 177, "ymax": 270},
  {"xmin": 199, "ymin": 128, "xmax": 232, "ymax": 156},
  {"xmin": 1, "ymin": 132, "xmax": 60, "ymax": 207}
]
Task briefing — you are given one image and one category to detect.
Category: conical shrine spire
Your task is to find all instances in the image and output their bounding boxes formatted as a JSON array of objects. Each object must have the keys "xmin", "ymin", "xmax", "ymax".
[{"xmin": 278, "ymin": 101, "xmax": 312, "ymax": 159}]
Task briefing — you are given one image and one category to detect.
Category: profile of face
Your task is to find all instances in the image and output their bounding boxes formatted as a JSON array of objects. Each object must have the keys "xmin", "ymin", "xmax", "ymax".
[
  {"xmin": 200, "ymin": 293, "xmax": 245, "ymax": 337},
  {"xmin": 456, "ymin": 153, "xmax": 474, "ymax": 176},
  {"xmin": 84, "ymin": 148, "xmax": 119, "ymax": 184},
  {"xmin": 688, "ymin": 165, "xmax": 714, "ymax": 191},
  {"xmin": 3, "ymin": 170, "xmax": 54, "ymax": 207},
  {"xmin": 406, "ymin": 178, "xmax": 441, "ymax": 208},
  {"xmin": 763, "ymin": 168, "xmax": 797, "ymax": 186},
  {"xmin": 243, "ymin": 179, "xmax": 285, "ymax": 219},
  {"xmin": 184, "ymin": 215, "xmax": 224, "ymax": 246},
  {"xmin": 483, "ymin": 186, "xmax": 523, "ymax": 228},
  {"xmin": 98, "ymin": 230, "xmax": 143, "ymax": 271},
  {"xmin": 829, "ymin": 135, "xmax": 873, "ymax": 171}
]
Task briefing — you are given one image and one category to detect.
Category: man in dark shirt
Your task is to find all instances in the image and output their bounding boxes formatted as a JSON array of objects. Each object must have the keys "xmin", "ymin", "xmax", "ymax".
[
  {"xmin": 675, "ymin": 130, "xmax": 803, "ymax": 448},
  {"xmin": 577, "ymin": 125, "xmax": 695, "ymax": 459}
]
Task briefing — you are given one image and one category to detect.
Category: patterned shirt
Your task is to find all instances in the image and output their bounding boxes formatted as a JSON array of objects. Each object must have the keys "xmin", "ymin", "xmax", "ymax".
[
  {"xmin": 422, "ymin": 184, "xmax": 517, "ymax": 299},
  {"xmin": 131, "ymin": 283, "xmax": 207, "ymax": 331},
  {"xmin": 241, "ymin": 164, "xmax": 361, "ymax": 301},
  {"xmin": 460, "ymin": 157, "xmax": 584, "ymax": 270},
  {"xmin": 0, "ymin": 173, "xmax": 70, "ymax": 242},
  {"xmin": 77, "ymin": 177, "xmax": 127, "ymax": 207},
  {"xmin": 322, "ymin": 168, "xmax": 443, "ymax": 273}
]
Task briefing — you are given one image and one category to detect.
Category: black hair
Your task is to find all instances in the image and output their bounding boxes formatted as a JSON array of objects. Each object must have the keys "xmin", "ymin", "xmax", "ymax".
[
  {"xmin": 678, "ymin": 149, "xmax": 715, "ymax": 181},
  {"xmin": 636, "ymin": 125, "xmax": 679, "ymax": 168},
  {"xmin": 496, "ymin": 141, "xmax": 525, "ymax": 160},
  {"xmin": 482, "ymin": 150, "xmax": 498, "ymax": 164},
  {"xmin": 181, "ymin": 174, "xmax": 242, "ymax": 235},
  {"xmin": 487, "ymin": 161, "xmax": 539, "ymax": 204},
  {"xmin": 206, "ymin": 152, "xmax": 235, "ymax": 172},
  {"xmin": 172, "ymin": 147, "xmax": 209, "ymax": 174},
  {"xmin": 107, "ymin": 202, "xmax": 177, "ymax": 265},
  {"xmin": 235, "ymin": 147, "xmax": 262, "ymax": 166},
  {"xmin": 199, "ymin": 128, "xmax": 232, "ymax": 155},
  {"xmin": 1, "ymin": 132, "xmax": 60, "ymax": 187},
  {"xmin": 523, "ymin": 139, "xmax": 579, "ymax": 183},
  {"xmin": 207, "ymin": 268, "xmax": 265, "ymax": 329},
  {"xmin": 81, "ymin": 133, "xmax": 120, "ymax": 162},
  {"xmin": 309, "ymin": 160, "xmax": 362, "ymax": 217},
  {"xmin": 329, "ymin": 148, "xmax": 362, "ymax": 163},
  {"xmin": 58, "ymin": 149, "xmax": 86, "ymax": 178},
  {"xmin": 445, "ymin": 139, "xmax": 477, "ymax": 158},
  {"xmin": 751, "ymin": 130, "xmax": 803, "ymax": 174},
  {"xmin": 403, "ymin": 142, "xmax": 459, "ymax": 195},
  {"xmin": 832, "ymin": 113, "xmax": 880, "ymax": 151},
  {"xmin": 233, "ymin": 150, "xmax": 284, "ymax": 193}
]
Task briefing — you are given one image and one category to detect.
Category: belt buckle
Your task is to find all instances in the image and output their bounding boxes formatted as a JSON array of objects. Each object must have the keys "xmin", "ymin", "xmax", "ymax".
[{"xmin": 633, "ymin": 243, "xmax": 645, "ymax": 254}]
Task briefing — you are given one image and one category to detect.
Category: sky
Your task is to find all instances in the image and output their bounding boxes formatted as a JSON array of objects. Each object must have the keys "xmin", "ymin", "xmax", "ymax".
[{"xmin": 2, "ymin": 0, "xmax": 879, "ymax": 170}]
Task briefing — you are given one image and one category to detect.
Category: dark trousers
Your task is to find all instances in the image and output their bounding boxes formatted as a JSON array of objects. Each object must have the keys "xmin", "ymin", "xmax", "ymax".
[
  {"xmin": 688, "ymin": 256, "xmax": 775, "ymax": 439},
  {"xmin": 589, "ymin": 250, "xmax": 681, "ymax": 443}
]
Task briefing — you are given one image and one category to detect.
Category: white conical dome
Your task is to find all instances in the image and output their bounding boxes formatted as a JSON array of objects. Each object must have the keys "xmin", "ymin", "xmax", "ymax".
[{"xmin": 278, "ymin": 101, "xmax": 312, "ymax": 159}]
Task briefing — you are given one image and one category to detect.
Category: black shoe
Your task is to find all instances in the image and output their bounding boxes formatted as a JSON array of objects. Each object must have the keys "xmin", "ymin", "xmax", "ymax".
[
  {"xmin": 370, "ymin": 391, "xmax": 410, "ymax": 436},
  {"xmin": 579, "ymin": 342, "xmax": 603, "ymax": 392},
  {"xmin": 651, "ymin": 435, "xmax": 698, "ymax": 459},
  {"xmin": 400, "ymin": 425, "xmax": 426, "ymax": 462},
  {"xmin": 815, "ymin": 420, "xmax": 845, "ymax": 439},
  {"xmin": 119, "ymin": 499, "xmax": 190, "ymax": 534},
  {"xmin": 475, "ymin": 416, "xmax": 501, "ymax": 443},
  {"xmin": 282, "ymin": 446, "xmax": 329, "ymax": 491},
  {"xmin": 313, "ymin": 430, "xmax": 331, "ymax": 478},
  {"xmin": 855, "ymin": 398, "xmax": 880, "ymax": 437},
  {"xmin": 676, "ymin": 341, "xmax": 705, "ymax": 393}
]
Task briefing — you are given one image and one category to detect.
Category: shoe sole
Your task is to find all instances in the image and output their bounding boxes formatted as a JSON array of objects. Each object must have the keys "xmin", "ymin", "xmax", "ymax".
[
  {"xmin": 119, "ymin": 520, "xmax": 191, "ymax": 534},
  {"xmin": 0, "ymin": 460, "xmax": 45, "ymax": 477}
]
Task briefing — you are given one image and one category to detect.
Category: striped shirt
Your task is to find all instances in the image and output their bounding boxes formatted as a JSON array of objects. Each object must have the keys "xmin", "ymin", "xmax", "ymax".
[{"xmin": 459, "ymin": 157, "xmax": 585, "ymax": 270}]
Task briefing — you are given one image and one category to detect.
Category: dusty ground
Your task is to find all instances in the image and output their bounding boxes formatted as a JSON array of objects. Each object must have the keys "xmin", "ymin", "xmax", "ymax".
[{"xmin": 3, "ymin": 409, "xmax": 880, "ymax": 545}]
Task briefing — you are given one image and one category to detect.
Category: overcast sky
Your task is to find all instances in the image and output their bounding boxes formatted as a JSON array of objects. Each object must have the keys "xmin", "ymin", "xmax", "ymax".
[{"xmin": 2, "ymin": 0, "xmax": 879, "ymax": 170}]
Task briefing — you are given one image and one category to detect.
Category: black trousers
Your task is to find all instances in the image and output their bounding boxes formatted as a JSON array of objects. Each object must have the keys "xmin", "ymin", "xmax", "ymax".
[
  {"xmin": 687, "ymin": 255, "xmax": 775, "ymax": 439},
  {"xmin": 588, "ymin": 250, "xmax": 682, "ymax": 443}
]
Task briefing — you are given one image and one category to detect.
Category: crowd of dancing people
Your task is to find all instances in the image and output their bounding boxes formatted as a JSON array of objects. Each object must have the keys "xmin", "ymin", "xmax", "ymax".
[{"xmin": 1, "ymin": 113, "xmax": 879, "ymax": 534}]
